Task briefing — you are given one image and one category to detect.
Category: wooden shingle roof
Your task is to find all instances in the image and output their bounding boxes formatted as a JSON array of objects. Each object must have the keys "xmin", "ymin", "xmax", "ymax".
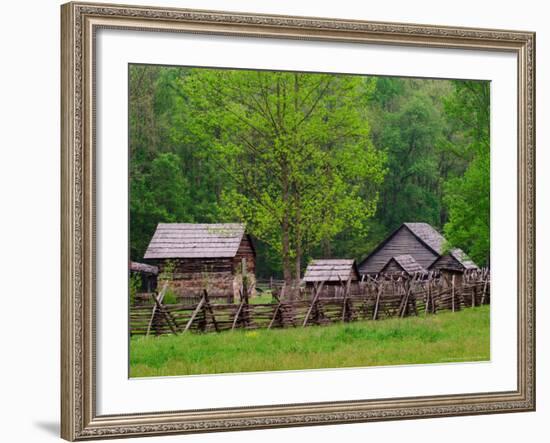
[
  {"xmin": 383, "ymin": 254, "xmax": 425, "ymax": 275},
  {"xmin": 449, "ymin": 248, "xmax": 479, "ymax": 270},
  {"xmin": 303, "ymin": 259, "xmax": 359, "ymax": 283},
  {"xmin": 144, "ymin": 223, "xmax": 247, "ymax": 259},
  {"xmin": 403, "ymin": 222, "xmax": 446, "ymax": 254},
  {"xmin": 130, "ymin": 261, "xmax": 159, "ymax": 275}
]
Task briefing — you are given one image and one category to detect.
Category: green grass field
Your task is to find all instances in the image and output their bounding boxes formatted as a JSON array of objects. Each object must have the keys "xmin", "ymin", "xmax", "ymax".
[
  {"xmin": 129, "ymin": 305, "xmax": 490, "ymax": 377},
  {"xmin": 249, "ymin": 292, "xmax": 275, "ymax": 304}
]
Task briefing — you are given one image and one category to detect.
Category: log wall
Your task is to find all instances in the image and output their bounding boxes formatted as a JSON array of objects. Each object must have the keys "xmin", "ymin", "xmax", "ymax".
[
  {"xmin": 150, "ymin": 235, "xmax": 257, "ymax": 303},
  {"xmin": 359, "ymin": 226, "xmax": 439, "ymax": 274}
]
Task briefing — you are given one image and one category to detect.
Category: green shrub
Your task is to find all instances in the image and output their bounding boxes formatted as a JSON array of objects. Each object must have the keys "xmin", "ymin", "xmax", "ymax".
[
  {"xmin": 129, "ymin": 273, "xmax": 141, "ymax": 306},
  {"xmin": 162, "ymin": 289, "xmax": 178, "ymax": 305}
]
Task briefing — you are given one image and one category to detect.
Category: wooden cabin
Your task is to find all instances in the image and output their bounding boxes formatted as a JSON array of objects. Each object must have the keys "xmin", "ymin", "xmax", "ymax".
[
  {"xmin": 130, "ymin": 261, "xmax": 158, "ymax": 293},
  {"xmin": 303, "ymin": 259, "xmax": 360, "ymax": 296},
  {"xmin": 380, "ymin": 254, "xmax": 426, "ymax": 276},
  {"xmin": 429, "ymin": 248, "xmax": 478, "ymax": 285},
  {"xmin": 144, "ymin": 223, "xmax": 255, "ymax": 302},
  {"xmin": 358, "ymin": 222, "xmax": 478, "ymax": 276},
  {"xmin": 358, "ymin": 223, "xmax": 445, "ymax": 275}
]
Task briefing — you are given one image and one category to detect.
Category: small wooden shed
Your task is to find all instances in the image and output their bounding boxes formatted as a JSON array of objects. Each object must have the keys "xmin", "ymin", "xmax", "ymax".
[
  {"xmin": 380, "ymin": 254, "xmax": 426, "ymax": 276},
  {"xmin": 358, "ymin": 222, "xmax": 446, "ymax": 276},
  {"xmin": 130, "ymin": 261, "xmax": 159, "ymax": 293},
  {"xmin": 144, "ymin": 223, "xmax": 255, "ymax": 301},
  {"xmin": 429, "ymin": 248, "xmax": 478, "ymax": 273},
  {"xmin": 303, "ymin": 259, "xmax": 360, "ymax": 296}
]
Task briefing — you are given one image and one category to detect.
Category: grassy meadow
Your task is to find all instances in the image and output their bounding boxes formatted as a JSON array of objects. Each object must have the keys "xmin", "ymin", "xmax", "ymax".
[{"xmin": 129, "ymin": 305, "xmax": 490, "ymax": 377}]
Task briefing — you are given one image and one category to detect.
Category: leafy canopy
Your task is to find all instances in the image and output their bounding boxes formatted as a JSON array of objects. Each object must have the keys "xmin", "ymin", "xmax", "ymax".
[{"xmin": 177, "ymin": 69, "xmax": 386, "ymax": 282}]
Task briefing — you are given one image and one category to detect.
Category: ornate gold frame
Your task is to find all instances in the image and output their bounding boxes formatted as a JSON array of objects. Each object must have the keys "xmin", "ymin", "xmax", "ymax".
[{"xmin": 61, "ymin": 2, "xmax": 536, "ymax": 440}]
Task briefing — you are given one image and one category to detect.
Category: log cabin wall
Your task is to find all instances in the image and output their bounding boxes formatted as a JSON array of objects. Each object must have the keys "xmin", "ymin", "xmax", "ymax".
[
  {"xmin": 143, "ymin": 224, "xmax": 257, "ymax": 302},
  {"xmin": 359, "ymin": 226, "xmax": 438, "ymax": 275},
  {"xmin": 303, "ymin": 259, "xmax": 361, "ymax": 297},
  {"xmin": 380, "ymin": 259, "xmax": 404, "ymax": 274},
  {"xmin": 232, "ymin": 235, "xmax": 256, "ymax": 296},
  {"xmin": 233, "ymin": 235, "xmax": 256, "ymax": 274},
  {"xmin": 153, "ymin": 237, "xmax": 257, "ymax": 301},
  {"xmin": 156, "ymin": 258, "xmax": 235, "ymax": 300}
]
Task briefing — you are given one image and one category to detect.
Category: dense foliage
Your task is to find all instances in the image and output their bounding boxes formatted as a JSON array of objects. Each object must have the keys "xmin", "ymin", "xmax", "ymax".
[
  {"xmin": 129, "ymin": 65, "xmax": 490, "ymax": 278},
  {"xmin": 442, "ymin": 81, "xmax": 490, "ymax": 265}
]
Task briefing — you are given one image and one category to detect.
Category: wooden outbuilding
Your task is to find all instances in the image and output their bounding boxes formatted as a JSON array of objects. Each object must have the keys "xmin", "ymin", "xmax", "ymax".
[
  {"xmin": 429, "ymin": 248, "xmax": 478, "ymax": 273},
  {"xmin": 380, "ymin": 254, "xmax": 426, "ymax": 276},
  {"xmin": 303, "ymin": 259, "xmax": 360, "ymax": 296},
  {"xmin": 358, "ymin": 222, "xmax": 478, "ymax": 276},
  {"xmin": 144, "ymin": 223, "xmax": 255, "ymax": 302},
  {"xmin": 130, "ymin": 261, "xmax": 159, "ymax": 293}
]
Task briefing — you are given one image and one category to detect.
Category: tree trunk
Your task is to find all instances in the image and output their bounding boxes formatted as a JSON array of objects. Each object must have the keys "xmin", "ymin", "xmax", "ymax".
[
  {"xmin": 322, "ymin": 237, "xmax": 331, "ymax": 257},
  {"xmin": 281, "ymin": 223, "xmax": 292, "ymax": 289},
  {"xmin": 294, "ymin": 193, "xmax": 302, "ymax": 285},
  {"xmin": 281, "ymin": 166, "xmax": 293, "ymax": 293},
  {"xmin": 294, "ymin": 243, "xmax": 302, "ymax": 288},
  {"xmin": 294, "ymin": 253, "xmax": 301, "ymax": 284}
]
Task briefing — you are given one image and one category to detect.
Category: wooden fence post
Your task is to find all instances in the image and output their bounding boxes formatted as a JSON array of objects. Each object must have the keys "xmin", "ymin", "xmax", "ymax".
[
  {"xmin": 399, "ymin": 280, "xmax": 412, "ymax": 318},
  {"xmin": 146, "ymin": 282, "xmax": 168, "ymax": 337},
  {"xmin": 232, "ymin": 291, "xmax": 246, "ymax": 331},
  {"xmin": 241, "ymin": 258, "xmax": 249, "ymax": 304},
  {"xmin": 148, "ymin": 287, "xmax": 180, "ymax": 336},
  {"xmin": 481, "ymin": 277, "xmax": 489, "ymax": 305},
  {"xmin": 451, "ymin": 275, "xmax": 456, "ymax": 312},
  {"xmin": 268, "ymin": 295, "xmax": 282, "ymax": 330},
  {"xmin": 183, "ymin": 294, "xmax": 206, "ymax": 333},
  {"xmin": 430, "ymin": 276, "xmax": 433, "ymax": 314},
  {"xmin": 203, "ymin": 289, "xmax": 219, "ymax": 332},
  {"xmin": 373, "ymin": 280, "xmax": 383, "ymax": 320},
  {"xmin": 341, "ymin": 275, "xmax": 352, "ymax": 322},
  {"xmin": 128, "ymin": 269, "xmax": 491, "ymax": 336},
  {"xmin": 303, "ymin": 281, "xmax": 325, "ymax": 327}
]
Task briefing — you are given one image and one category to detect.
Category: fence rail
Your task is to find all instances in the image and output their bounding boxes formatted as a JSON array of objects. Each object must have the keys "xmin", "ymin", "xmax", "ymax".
[{"xmin": 130, "ymin": 269, "xmax": 490, "ymax": 336}]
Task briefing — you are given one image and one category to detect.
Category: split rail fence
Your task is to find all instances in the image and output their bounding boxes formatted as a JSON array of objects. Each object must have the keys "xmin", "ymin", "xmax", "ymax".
[{"xmin": 130, "ymin": 268, "xmax": 490, "ymax": 337}]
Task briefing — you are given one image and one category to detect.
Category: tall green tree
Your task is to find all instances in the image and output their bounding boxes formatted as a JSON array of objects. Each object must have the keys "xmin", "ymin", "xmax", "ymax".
[
  {"xmin": 442, "ymin": 81, "xmax": 490, "ymax": 266},
  {"xmin": 130, "ymin": 152, "xmax": 191, "ymax": 258},
  {"xmin": 128, "ymin": 65, "xmax": 490, "ymax": 276},
  {"xmin": 443, "ymin": 151, "xmax": 490, "ymax": 265},
  {"xmin": 178, "ymin": 69, "xmax": 386, "ymax": 285},
  {"xmin": 364, "ymin": 78, "xmax": 474, "ymax": 253}
]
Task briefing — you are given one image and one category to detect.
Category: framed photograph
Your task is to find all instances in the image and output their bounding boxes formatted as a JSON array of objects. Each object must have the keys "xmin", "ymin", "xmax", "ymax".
[{"xmin": 61, "ymin": 1, "xmax": 535, "ymax": 440}]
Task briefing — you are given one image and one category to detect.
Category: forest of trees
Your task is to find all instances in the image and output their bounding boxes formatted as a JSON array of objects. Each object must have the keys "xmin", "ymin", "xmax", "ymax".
[{"xmin": 129, "ymin": 65, "xmax": 490, "ymax": 282}]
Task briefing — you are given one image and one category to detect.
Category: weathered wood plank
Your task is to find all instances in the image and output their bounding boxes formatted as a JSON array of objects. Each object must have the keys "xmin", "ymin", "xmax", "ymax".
[
  {"xmin": 146, "ymin": 283, "xmax": 168, "ymax": 337},
  {"xmin": 183, "ymin": 295, "xmax": 206, "ymax": 332}
]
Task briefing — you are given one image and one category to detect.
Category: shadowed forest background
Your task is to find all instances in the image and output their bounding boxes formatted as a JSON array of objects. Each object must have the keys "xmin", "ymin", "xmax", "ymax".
[{"xmin": 129, "ymin": 65, "xmax": 490, "ymax": 281}]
